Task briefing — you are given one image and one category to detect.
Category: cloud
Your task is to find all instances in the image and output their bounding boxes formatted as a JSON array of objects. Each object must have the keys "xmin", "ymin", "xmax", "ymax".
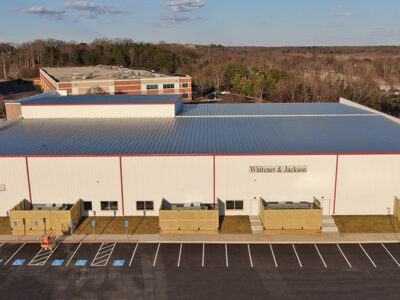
[
  {"xmin": 17, "ymin": 2, "xmax": 130, "ymax": 21},
  {"xmin": 165, "ymin": 0, "xmax": 205, "ymax": 12},
  {"xmin": 16, "ymin": 6, "xmax": 65, "ymax": 20},
  {"xmin": 341, "ymin": 11, "xmax": 352, "ymax": 16},
  {"xmin": 62, "ymin": 1, "xmax": 130, "ymax": 18},
  {"xmin": 336, "ymin": 5, "xmax": 343, "ymax": 9},
  {"xmin": 105, "ymin": 19, "xmax": 116, "ymax": 24},
  {"xmin": 160, "ymin": 14, "xmax": 201, "ymax": 24}
]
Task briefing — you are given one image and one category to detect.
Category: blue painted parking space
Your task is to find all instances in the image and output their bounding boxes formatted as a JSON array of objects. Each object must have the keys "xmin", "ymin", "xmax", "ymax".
[
  {"xmin": 113, "ymin": 260, "xmax": 125, "ymax": 266},
  {"xmin": 51, "ymin": 259, "xmax": 64, "ymax": 266},
  {"xmin": 0, "ymin": 259, "xmax": 3, "ymax": 264},
  {"xmin": 12, "ymin": 259, "xmax": 26, "ymax": 266},
  {"xmin": 75, "ymin": 259, "xmax": 87, "ymax": 266}
]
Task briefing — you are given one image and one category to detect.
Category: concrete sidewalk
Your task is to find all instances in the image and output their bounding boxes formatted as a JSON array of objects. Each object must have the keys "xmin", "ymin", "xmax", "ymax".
[{"xmin": 1, "ymin": 232, "xmax": 400, "ymax": 244}]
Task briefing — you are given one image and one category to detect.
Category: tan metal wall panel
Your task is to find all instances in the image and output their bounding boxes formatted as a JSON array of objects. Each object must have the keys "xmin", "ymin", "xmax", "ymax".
[
  {"xmin": 122, "ymin": 156, "xmax": 213, "ymax": 216},
  {"xmin": 215, "ymin": 155, "xmax": 337, "ymax": 216},
  {"xmin": 0, "ymin": 158, "xmax": 30, "ymax": 216},
  {"xmin": 21, "ymin": 103, "xmax": 176, "ymax": 118},
  {"xmin": 28, "ymin": 157, "xmax": 122, "ymax": 217},
  {"xmin": 335, "ymin": 155, "xmax": 400, "ymax": 215}
]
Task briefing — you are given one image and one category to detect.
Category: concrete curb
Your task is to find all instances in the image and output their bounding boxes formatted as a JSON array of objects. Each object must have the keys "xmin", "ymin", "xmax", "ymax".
[{"xmin": 1, "ymin": 233, "xmax": 399, "ymax": 244}]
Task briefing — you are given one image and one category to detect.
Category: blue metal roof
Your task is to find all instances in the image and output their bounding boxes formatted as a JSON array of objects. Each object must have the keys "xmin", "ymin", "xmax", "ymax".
[
  {"xmin": 15, "ymin": 94, "xmax": 181, "ymax": 105},
  {"xmin": 179, "ymin": 103, "xmax": 375, "ymax": 116},
  {"xmin": 0, "ymin": 114, "xmax": 399, "ymax": 155}
]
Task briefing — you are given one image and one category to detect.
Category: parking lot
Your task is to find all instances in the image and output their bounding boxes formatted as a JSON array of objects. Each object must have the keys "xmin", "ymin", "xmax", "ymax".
[
  {"xmin": 1, "ymin": 242, "xmax": 400, "ymax": 299},
  {"xmin": 1, "ymin": 241, "xmax": 400, "ymax": 270}
]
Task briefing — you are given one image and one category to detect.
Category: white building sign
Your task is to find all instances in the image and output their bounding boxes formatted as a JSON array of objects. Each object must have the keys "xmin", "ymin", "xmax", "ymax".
[{"xmin": 249, "ymin": 165, "xmax": 308, "ymax": 173}]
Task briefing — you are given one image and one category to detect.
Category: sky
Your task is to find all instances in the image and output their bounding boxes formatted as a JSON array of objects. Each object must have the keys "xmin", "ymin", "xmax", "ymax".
[{"xmin": 1, "ymin": 0, "xmax": 400, "ymax": 46}]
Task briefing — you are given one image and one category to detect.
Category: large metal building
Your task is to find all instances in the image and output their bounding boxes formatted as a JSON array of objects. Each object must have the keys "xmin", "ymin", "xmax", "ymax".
[{"xmin": 0, "ymin": 93, "xmax": 399, "ymax": 218}]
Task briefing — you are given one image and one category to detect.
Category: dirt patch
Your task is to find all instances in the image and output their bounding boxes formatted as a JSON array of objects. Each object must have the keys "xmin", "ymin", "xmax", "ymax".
[
  {"xmin": 0, "ymin": 217, "xmax": 11, "ymax": 235},
  {"xmin": 219, "ymin": 216, "xmax": 252, "ymax": 234},
  {"xmin": 74, "ymin": 216, "xmax": 160, "ymax": 235},
  {"xmin": 333, "ymin": 215, "xmax": 400, "ymax": 233}
]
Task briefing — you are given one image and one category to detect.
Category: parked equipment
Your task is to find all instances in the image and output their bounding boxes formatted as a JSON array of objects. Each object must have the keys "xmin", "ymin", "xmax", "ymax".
[{"xmin": 40, "ymin": 231, "xmax": 57, "ymax": 251}]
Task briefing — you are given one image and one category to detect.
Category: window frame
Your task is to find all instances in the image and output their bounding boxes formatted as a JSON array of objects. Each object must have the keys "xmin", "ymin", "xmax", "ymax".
[
  {"xmin": 100, "ymin": 201, "xmax": 118, "ymax": 211},
  {"xmin": 163, "ymin": 83, "xmax": 175, "ymax": 89},
  {"xmin": 182, "ymin": 83, "xmax": 189, "ymax": 88},
  {"xmin": 226, "ymin": 200, "xmax": 244, "ymax": 210},
  {"xmin": 146, "ymin": 84, "xmax": 158, "ymax": 90},
  {"xmin": 136, "ymin": 201, "xmax": 154, "ymax": 211}
]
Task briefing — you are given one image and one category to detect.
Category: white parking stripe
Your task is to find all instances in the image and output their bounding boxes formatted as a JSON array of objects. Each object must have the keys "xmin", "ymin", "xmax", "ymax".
[
  {"xmin": 292, "ymin": 244, "xmax": 302, "ymax": 268},
  {"xmin": 337, "ymin": 244, "xmax": 352, "ymax": 268},
  {"xmin": 270, "ymin": 244, "xmax": 278, "ymax": 268},
  {"xmin": 225, "ymin": 244, "xmax": 229, "ymax": 267},
  {"xmin": 91, "ymin": 242, "xmax": 116, "ymax": 267},
  {"xmin": 0, "ymin": 243, "xmax": 4, "ymax": 249},
  {"xmin": 29, "ymin": 243, "xmax": 60, "ymax": 266},
  {"xmin": 177, "ymin": 244, "xmax": 182, "ymax": 267},
  {"xmin": 129, "ymin": 243, "xmax": 139, "ymax": 267},
  {"xmin": 66, "ymin": 242, "xmax": 82, "ymax": 266},
  {"xmin": 202, "ymin": 243, "xmax": 205, "ymax": 267},
  {"xmin": 381, "ymin": 243, "xmax": 400, "ymax": 268},
  {"xmin": 247, "ymin": 244, "xmax": 253, "ymax": 268},
  {"xmin": 153, "ymin": 243, "xmax": 160, "ymax": 267},
  {"xmin": 4, "ymin": 243, "xmax": 25, "ymax": 265},
  {"xmin": 314, "ymin": 244, "xmax": 327, "ymax": 268},
  {"xmin": 359, "ymin": 244, "xmax": 376, "ymax": 268}
]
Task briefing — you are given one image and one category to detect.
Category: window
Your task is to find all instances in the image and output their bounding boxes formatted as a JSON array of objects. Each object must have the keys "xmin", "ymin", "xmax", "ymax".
[
  {"xmin": 136, "ymin": 201, "xmax": 154, "ymax": 211},
  {"xmin": 147, "ymin": 84, "xmax": 158, "ymax": 90},
  {"xmin": 83, "ymin": 201, "xmax": 92, "ymax": 211},
  {"xmin": 101, "ymin": 201, "xmax": 118, "ymax": 211},
  {"xmin": 182, "ymin": 83, "xmax": 189, "ymax": 88},
  {"xmin": 226, "ymin": 200, "xmax": 243, "ymax": 210},
  {"xmin": 182, "ymin": 93, "xmax": 189, "ymax": 99},
  {"xmin": 163, "ymin": 83, "xmax": 174, "ymax": 89},
  {"xmin": 0, "ymin": 184, "xmax": 5, "ymax": 191}
]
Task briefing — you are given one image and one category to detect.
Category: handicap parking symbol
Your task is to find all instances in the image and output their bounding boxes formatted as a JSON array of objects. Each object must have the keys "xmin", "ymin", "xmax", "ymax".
[
  {"xmin": 113, "ymin": 260, "xmax": 125, "ymax": 267},
  {"xmin": 12, "ymin": 259, "xmax": 26, "ymax": 266},
  {"xmin": 75, "ymin": 260, "xmax": 87, "ymax": 266},
  {"xmin": 51, "ymin": 260, "xmax": 64, "ymax": 266}
]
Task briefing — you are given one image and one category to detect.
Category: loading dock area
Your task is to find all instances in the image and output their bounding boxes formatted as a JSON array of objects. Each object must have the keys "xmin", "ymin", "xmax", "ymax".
[
  {"xmin": 260, "ymin": 198, "xmax": 322, "ymax": 232},
  {"xmin": 9, "ymin": 200, "xmax": 81, "ymax": 236}
]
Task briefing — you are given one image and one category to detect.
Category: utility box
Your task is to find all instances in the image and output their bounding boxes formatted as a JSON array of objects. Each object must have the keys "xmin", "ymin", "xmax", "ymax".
[{"xmin": 9, "ymin": 200, "xmax": 81, "ymax": 236}]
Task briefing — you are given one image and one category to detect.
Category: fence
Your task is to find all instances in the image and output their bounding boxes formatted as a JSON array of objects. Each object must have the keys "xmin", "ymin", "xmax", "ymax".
[
  {"xmin": 159, "ymin": 200, "xmax": 219, "ymax": 231},
  {"xmin": 260, "ymin": 198, "xmax": 322, "ymax": 231},
  {"xmin": 9, "ymin": 200, "xmax": 81, "ymax": 236}
]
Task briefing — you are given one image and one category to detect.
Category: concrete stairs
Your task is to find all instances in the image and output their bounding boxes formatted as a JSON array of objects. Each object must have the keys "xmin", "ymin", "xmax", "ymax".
[
  {"xmin": 250, "ymin": 216, "xmax": 264, "ymax": 234},
  {"xmin": 322, "ymin": 215, "xmax": 339, "ymax": 233}
]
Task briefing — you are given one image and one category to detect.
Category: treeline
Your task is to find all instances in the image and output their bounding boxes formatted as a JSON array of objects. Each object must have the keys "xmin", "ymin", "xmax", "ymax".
[
  {"xmin": 0, "ymin": 39, "xmax": 179, "ymax": 79},
  {"xmin": 1, "ymin": 39, "xmax": 400, "ymax": 116}
]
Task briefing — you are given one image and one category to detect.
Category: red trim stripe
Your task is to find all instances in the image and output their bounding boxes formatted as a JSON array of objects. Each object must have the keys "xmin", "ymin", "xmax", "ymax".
[
  {"xmin": 213, "ymin": 155, "xmax": 216, "ymax": 210},
  {"xmin": 21, "ymin": 102, "xmax": 176, "ymax": 106},
  {"xmin": 25, "ymin": 157, "xmax": 32, "ymax": 205},
  {"xmin": 0, "ymin": 153, "xmax": 399, "ymax": 158},
  {"xmin": 333, "ymin": 154, "xmax": 339, "ymax": 215},
  {"xmin": 119, "ymin": 156, "xmax": 125, "ymax": 216}
]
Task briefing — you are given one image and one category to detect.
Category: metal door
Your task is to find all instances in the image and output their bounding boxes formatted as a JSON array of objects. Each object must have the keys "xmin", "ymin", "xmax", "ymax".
[
  {"xmin": 250, "ymin": 197, "xmax": 260, "ymax": 216},
  {"xmin": 322, "ymin": 198, "xmax": 331, "ymax": 215}
]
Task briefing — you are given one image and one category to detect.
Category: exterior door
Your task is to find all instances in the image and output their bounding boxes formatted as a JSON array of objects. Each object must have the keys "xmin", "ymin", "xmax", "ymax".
[
  {"xmin": 250, "ymin": 198, "xmax": 260, "ymax": 216},
  {"xmin": 322, "ymin": 198, "xmax": 331, "ymax": 215}
]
